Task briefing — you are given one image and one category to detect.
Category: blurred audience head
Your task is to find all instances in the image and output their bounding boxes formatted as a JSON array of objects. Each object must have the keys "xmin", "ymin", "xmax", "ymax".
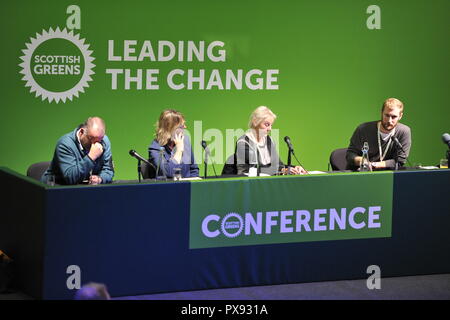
[{"xmin": 74, "ymin": 282, "xmax": 111, "ymax": 300}]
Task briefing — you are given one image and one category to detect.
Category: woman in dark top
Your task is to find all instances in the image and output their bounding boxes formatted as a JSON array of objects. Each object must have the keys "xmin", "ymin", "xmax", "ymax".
[
  {"xmin": 235, "ymin": 106, "xmax": 307, "ymax": 176},
  {"xmin": 148, "ymin": 109, "xmax": 199, "ymax": 178}
]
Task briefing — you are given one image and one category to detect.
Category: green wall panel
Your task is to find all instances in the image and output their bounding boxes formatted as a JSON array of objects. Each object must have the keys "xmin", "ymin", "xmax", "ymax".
[{"xmin": 1, "ymin": 0, "xmax": 448, "ymax": 180}]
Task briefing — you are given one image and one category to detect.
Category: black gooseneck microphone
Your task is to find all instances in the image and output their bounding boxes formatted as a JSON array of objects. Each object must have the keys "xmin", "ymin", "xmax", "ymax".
[
  {"xmin": 392, "ymin": 136, "xmax": 404, "ymax": 151},
  {"xmin": 201, "ymin": 141, "xmax": 208, "ymax": 151},
  {"xmin": 129, "ymin": 149, "xmax": 156, "ymax": 182},
  {"xmin": 284, "ymin": 136, "xmax": 295, "ymax": 154},
  {"xmin": 129, "ymin": 150, "xmax": 152, "ymax": 165},
  {"xmin": 284, "ymin": 136, "xmax": 294, "ymax": 172},
  {"xmin": 442, "ymin": 133, "xmax": 450, "ymax": 162},
  {"xmin": 391, "ymin": 137, "xmax": 412, "ymax": 168},
  {"xmin": 284, "ymin": 136, "xmax": 308, "ymax": 174},
  {"xmin": 201, "ymin": 141, "xmax": 208, "ymax": 179}
]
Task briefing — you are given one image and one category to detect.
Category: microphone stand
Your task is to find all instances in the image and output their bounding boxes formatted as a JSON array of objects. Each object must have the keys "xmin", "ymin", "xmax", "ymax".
[
  {"xmin": 392, "ymin": 137, "xmax": 411, "ymax": 170},
  {"xmin": 201, "ymin": 142, "xmax": 218, "ymax": 179},
  {"xmin": 287, "ymin": 147, "xmax": 293, "ymax": 175},
  {"xmin": 394, "ymin": 141, "xmax": 401, "ymax": 171},
  {"xmin": 138, "ymin": 159, "xmax": 142, "ymax": 183},
  {"xmin": 156, "ymin": 147, "xmax": 167, "ymax": 180},
  {"xmin": 211, "ymin": 159, "xmax": 218, "ymax": 178},
  {"xmin": 130, "ymin": 149, "xmax": 158, "ymax": 182},
  {"xmin": 156, "ymin": 153, "xmax": 161, "ymax": 180},
  {"xmin": 204, "ymin": 148, "xmax": 209, "ymax": 179},
  {"xmin": 255, "ymin": 146, "xmax": 261, "ymax": 176}
]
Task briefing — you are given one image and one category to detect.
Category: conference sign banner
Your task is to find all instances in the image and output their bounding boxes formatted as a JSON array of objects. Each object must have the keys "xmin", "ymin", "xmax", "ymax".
[{"xmin": 189, "ymin": 172, "xmax": 393, "ymax": 249}]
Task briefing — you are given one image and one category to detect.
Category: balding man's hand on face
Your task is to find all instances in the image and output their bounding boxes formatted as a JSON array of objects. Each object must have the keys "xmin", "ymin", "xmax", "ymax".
[{"xmin": 88, "ymin": 142, "xmax": 103, "ymax": 161}]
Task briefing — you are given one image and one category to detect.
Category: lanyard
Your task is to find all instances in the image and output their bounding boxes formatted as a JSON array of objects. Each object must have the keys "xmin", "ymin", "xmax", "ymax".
[{"xmin": 377, "ymin": 122, "xmax": 394, "ymax": 161}]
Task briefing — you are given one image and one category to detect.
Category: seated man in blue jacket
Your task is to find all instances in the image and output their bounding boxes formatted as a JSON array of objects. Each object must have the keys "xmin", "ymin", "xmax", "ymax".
[{"xmin": 41, "ymin": 117, "xmax": 114, "ymax": 185}]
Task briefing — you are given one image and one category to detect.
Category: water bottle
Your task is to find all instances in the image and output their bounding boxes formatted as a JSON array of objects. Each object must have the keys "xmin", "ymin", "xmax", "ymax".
[{"xmin": 360, "ymin": 142, "xmax": 372, "ymax": 172}]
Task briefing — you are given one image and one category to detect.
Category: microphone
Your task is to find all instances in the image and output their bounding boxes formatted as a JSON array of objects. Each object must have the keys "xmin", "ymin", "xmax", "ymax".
[
  {"xmin": 392, "ymin": 136, "xmax": 404, "ymax": 151},
  {"xmin": 442, "ymin": 133, "xmax": 450, "ymax": 148},
  {"xmin": 284, "ymin": 136, "xmax": 295, "ymax": 154},
  {"xmin": 201, "ymin": 141, "xmax": 208, "ymax": 179},
  {"xmin": 201, "ymin": 140, "xmax": 210, "ymax": 162},
  {"xmin": 391, "ymin": 136, "xmax": 413, "ymax": 168},
  {"xmin": 154, "ymin": 147, "xmax": 167, "ymax": 179},
  {"xmin": 201, "ymin": 140, "xmax": 217, "ymax": 178},
  {"xmin": 129, "ymin": 149, "xmax": 156, "ymax": 181},
  {"xmin": 129, "ymin": 149, "xmax": 153, "ymax": 165},
  {"xmin": 284, "ymin": 136, "xmax": 295, "ymax": 170},
  {"xmin": 283, "ymin": 136, "xmax": 308, "ymax": 174}
]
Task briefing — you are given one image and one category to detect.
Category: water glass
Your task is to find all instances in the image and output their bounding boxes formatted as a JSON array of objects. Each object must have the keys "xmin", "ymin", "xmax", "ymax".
[
  {"xmin": 47, "ymin": 175, "xmax": 55, "ymax": 186},
  {"xmin": 174, "ymin": 168, "xmax": 182, "ymax": 181}
]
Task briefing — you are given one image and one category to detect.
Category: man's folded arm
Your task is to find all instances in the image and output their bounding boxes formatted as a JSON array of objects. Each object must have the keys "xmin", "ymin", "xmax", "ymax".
[{"xmin": 56, "ymin": 143, "xmax": 94, "ymax": 184}]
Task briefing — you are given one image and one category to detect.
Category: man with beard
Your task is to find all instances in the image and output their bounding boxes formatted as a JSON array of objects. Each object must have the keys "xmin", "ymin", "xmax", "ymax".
[
  {"xmin": 41, "ymin": 117, "xmax": 114, "ymax": 185},
  {"xmin": 346, "ymin": 98, "xmax": 411, "ymax": 171}
]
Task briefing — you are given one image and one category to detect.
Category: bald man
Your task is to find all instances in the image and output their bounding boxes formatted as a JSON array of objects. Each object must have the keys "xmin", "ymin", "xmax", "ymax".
[{"xmin": 41, "ymin": 117, "xmax": 114, "ymax": 185}]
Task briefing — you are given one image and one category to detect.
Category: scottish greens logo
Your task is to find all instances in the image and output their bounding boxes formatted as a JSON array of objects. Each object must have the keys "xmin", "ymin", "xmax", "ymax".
[
  {"xmin": 19, "ymin": 27, "xmax": 95, "ymax": 103},
  {"xmin": 220, "ymin": 213, "xmax": 244, "ymax": 238}
]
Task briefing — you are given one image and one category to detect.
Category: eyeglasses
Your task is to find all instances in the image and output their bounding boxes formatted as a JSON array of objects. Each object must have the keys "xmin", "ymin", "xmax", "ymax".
[{"xmin": 84, "ymin": 131, "xmax": 104, "ymax": 144}]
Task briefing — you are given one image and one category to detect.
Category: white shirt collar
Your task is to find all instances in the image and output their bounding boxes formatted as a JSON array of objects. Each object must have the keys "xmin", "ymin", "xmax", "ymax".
[
  {"xmin": 76, "ymin": 129, "xmax": 85, "ymax": 152},
  {"xmin": 246, "ymin": 130, "xmax": 267, "ymax": 146}
]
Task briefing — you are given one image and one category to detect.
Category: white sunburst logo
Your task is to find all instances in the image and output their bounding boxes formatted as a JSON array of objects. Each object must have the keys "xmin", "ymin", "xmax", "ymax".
[
  {"xmin": 220, "ymin": 212, "xmax": 244, "ymax": 238},
  {"xmin": 19, "ymin": 27, "xmax": 95, "ymax": 103}
]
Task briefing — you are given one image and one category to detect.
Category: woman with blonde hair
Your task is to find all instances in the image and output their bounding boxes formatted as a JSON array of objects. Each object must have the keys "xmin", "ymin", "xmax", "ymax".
[
  {"xmin": 235, "ymin": 106, "xmax": 307, "ymax": 176},
  {"xmin": 148, "ymin": 109, "xmax": 199, "ymax": 178}
]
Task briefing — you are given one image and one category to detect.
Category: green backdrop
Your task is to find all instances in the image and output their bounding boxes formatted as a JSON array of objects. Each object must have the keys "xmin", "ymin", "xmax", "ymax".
[{"xmin": 1, "ymin": 0, "xmax": 449, "ymax": 180}]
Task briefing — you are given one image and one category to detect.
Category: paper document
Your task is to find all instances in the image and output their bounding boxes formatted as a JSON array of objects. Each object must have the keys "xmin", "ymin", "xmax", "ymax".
[{"xmin": 180, "ymin": 177, "xmax": 202, "ymax": 181}]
